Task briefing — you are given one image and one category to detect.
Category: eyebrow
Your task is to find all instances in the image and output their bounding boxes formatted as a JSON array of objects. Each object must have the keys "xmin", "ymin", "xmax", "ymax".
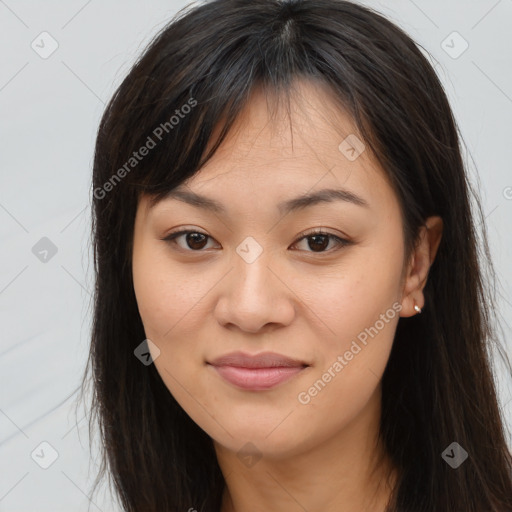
[{"xmin": 158, "ymin": 186, "xmax": 370, "ymax": 215}]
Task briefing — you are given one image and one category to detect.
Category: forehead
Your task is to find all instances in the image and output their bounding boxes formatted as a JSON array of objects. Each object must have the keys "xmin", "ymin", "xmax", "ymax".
[
  {"xmin": 143, "ymin": 79, "xmax": 398, "ymax": 219},
  {"xmin": 200, "ymin": 79, "xmax": 366, "ymax": 168}
]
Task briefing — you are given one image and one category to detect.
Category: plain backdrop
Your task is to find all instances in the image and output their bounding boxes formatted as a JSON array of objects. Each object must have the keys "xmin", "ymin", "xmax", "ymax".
[{"xmin": 1, "ymin": 1, "xmax": 511, "ymax": 510}]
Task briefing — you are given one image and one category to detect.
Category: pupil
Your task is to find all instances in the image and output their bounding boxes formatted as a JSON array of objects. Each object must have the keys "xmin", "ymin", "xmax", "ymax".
[
  {"xmin": 187, "ymin": 233, "xmax": 207, "ymax": 250},
  {"xmin": 309, "ymin": 235, "xmax": 328, "ymax": 252}
]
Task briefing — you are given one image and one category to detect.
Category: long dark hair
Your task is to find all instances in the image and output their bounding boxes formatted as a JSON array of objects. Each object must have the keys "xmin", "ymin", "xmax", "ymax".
[{"xmin": 81, "ymin": 0, "xmax": 512, "ymax": 510}]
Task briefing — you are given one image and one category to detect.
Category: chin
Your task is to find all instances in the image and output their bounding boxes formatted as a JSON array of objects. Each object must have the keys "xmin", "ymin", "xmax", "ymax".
[{"xmin": 209, "ymin": 419, "xmax": 311, "ymax": 459}]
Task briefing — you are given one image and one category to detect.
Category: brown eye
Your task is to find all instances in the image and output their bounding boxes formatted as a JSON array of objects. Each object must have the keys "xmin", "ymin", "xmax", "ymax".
[
  {"xmin": 163, "ymin": 230, "xmax": 216, "ymax": 251},
  {"xmin": 292, "ymin": 230, "xmax": 351, "ymax": 254},
  {"xmin": 305, "ymin": 234, "xmax": 330, "ymax": 252},
  {"xmin": 183, "ymin": 232, "xmax": 208, "ymax": 250}
]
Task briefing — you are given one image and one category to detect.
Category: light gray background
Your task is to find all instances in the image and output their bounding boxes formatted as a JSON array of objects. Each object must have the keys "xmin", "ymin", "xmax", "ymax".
[{"xmin": 1, "ymin": 1, "xmax": 511, "ymax": 510}]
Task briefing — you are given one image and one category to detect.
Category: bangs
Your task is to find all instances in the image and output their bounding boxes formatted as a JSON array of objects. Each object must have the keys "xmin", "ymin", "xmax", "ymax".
[{"xmin": 93, "ymin": 1, "xmax": 387, "ymax": 214}]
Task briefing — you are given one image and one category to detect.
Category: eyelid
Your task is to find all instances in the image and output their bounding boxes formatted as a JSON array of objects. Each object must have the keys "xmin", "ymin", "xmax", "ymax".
[{"xmin": 161, "ymin": 227, "xmax": 352, "ymax": 253}]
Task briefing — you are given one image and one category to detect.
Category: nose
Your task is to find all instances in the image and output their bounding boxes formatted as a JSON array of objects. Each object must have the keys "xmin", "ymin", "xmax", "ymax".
[{"xmin": 213, "ymin": 250, "xmax": 296, "ymax": 334}]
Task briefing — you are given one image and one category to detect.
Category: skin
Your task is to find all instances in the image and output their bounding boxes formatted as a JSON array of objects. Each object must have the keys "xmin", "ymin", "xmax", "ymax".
[{"xmin": 132, "ymin": 79, "xmax": 443, "ymax": 512}]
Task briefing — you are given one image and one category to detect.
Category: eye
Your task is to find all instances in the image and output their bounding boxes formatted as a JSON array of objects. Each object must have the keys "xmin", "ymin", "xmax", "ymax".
[
  {"xmin": 162, "ymin": 229, "xmax": 218, "ymax": 251},
  {"xmin": 161, "ymin": 228, "xmax": 351, "ymax": 254},
  {"xmin": 291, "ymin": 228, "xmax": 351, "ymax": 253}
]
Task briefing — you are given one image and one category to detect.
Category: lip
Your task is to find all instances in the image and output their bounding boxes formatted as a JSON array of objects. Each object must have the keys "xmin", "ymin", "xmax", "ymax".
[{"xmin": 207, "ymin": 351, "xmax": 309, "ymax": 391}]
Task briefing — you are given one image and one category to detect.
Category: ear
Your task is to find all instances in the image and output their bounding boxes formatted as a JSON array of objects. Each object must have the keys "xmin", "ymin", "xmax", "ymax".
[{"xmin": 400, "ymin": 216, "xmax": 443, "ymax": 317}]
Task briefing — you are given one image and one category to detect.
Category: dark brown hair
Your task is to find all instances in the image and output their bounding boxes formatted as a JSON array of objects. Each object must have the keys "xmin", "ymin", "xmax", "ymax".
[{"xmin": 81, "ymin": 0, "xmax": 512, "ymax": 510}]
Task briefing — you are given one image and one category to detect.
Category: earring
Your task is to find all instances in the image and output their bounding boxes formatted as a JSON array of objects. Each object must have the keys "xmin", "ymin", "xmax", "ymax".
[{"xmin": 414, "ymin": 303, "xmax": 422, "ymax": 314}]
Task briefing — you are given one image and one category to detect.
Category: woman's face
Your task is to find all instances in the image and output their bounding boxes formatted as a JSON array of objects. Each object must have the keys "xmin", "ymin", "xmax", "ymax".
[{"xmin": 132, "ymin": 80, "xmax": 410, "ymax": 459}]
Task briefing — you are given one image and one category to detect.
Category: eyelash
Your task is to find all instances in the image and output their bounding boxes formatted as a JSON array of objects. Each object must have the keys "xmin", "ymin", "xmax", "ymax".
[{"xmin": 161, "ymin": 228, "xmax": 352, "ymax": 255}]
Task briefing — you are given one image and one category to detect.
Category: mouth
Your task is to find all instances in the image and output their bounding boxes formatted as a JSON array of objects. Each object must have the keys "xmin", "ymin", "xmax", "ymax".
[{"xmin": 207, "ymin": 351, "xmax": 310, "ymax": 391}]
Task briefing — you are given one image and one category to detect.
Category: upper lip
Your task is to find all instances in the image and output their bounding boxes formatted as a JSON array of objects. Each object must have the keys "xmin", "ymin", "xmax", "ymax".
[{"xmin": 208, "ymin": 351, "xmax": 309, "ymax": 369}]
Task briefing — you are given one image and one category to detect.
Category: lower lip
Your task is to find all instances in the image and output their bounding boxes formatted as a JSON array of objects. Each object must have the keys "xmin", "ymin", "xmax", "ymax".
[{"xmin": 209, "ymin": 364, "xmax": 307, "ymax": 390}]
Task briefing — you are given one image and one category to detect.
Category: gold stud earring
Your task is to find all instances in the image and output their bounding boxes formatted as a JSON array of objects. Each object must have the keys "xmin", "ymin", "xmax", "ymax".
[{"xmin": 414, "ymin": 303, "xmax": 422, "ymax": 314}]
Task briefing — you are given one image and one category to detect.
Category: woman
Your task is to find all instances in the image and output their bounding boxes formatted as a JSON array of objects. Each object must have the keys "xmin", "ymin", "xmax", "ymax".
[{"xmin": 83, "ymin": 0, "xmax": 512, "ymax": 510}]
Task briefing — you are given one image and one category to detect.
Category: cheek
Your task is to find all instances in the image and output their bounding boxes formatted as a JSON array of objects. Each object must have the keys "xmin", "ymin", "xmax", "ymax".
[
  {"xmin": 132, "ymin": 258, "xmax": 169, "ymax": 335},
  {"xmin": 296, "ymin": 296, "xmax": 398, "ymax": 435},
  {"xmin": 131, "ymin": 248, "xmax": 221, "ymax": 438},
  {"xmin": 308, "ymin": 245, "xmax": 403, "ymax": 346},
  {"xmin": 297, "ymin": 241, "xmax": 402, "ymax": 407},
  {"xmin": 132, "ymin": 248, "xmax": 169, "ymax": 371},
  {"xmin": 132, "ymin": 245, "xmax": 200, "ymax": 338}
]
